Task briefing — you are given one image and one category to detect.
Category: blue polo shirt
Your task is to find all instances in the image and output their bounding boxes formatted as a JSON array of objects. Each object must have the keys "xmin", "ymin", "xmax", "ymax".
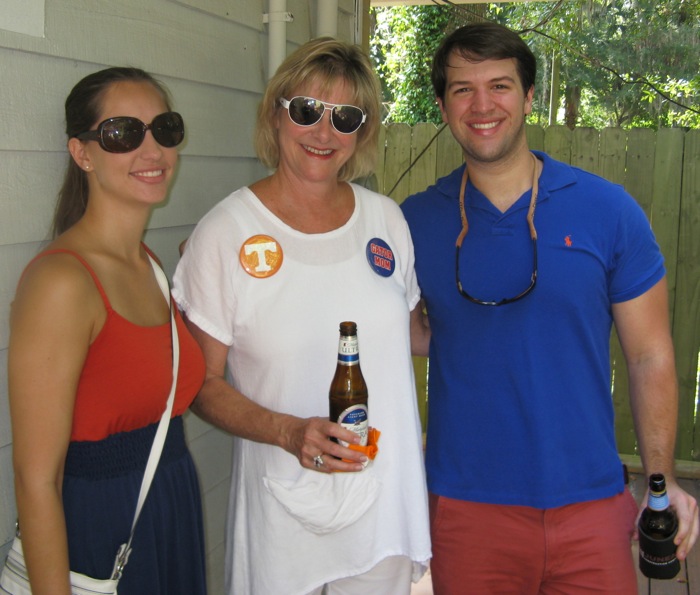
[{"xmin": 401, "ymin": 151, "xmax": 664, "ymax": 508}]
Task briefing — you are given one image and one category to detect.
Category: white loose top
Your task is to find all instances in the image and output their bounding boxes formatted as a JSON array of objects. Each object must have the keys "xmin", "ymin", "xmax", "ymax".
[{"xmin": 173, "ymin": 184, "xmax": 431, "ymax": 594}]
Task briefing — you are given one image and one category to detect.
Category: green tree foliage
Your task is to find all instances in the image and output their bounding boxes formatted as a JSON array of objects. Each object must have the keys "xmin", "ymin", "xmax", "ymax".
[
  {"xmin": 370, "ymin": 1, "xmax": 700, "ymax": 129},
  {"xmin": 500, "ymin": 0, "xmax": 700, "ymax": 129},
  {"xmin": 370, "ymin": 6, "xmax": 451, "ymax": 124}
]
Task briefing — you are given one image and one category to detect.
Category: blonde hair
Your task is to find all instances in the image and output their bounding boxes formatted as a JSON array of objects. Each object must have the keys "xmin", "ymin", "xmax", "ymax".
[{"xmin": 254, "ymin": 37, "xmax": 381, "ymax": 182}]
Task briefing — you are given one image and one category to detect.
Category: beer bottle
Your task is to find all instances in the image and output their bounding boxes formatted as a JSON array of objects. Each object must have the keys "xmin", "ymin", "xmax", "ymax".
[
  {"xmin": 329, "ymin": 321, "xmax": 369, "ymax": 447},
  {"xmin": 638, "ymin": 473, "xmax": 680, "ymax": 579}
]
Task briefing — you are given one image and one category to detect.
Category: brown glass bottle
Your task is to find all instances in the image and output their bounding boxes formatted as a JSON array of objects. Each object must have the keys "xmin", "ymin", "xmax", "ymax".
[
  {"xmin": 329, "ymin": 321, "xmax": 369, "ymax": 446},
  {"xmin": 638, "ymin": 473, "xmax": 680, "ymax": 579}
]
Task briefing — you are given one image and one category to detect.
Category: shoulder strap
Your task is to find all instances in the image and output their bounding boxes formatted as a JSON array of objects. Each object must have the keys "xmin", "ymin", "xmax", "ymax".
[{"xmin": 111, "ymin": 254, "xmax": 179, "ymax": 580}]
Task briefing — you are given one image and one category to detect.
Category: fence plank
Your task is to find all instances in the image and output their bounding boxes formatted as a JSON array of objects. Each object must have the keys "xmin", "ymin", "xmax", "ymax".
[
  {"xmin": 571, "ymin": 127, "xmax": 600, "ymax": 174},
  {"xmin": 544, "ymin": 125, "xmax": 572, "ymax": 163},
  {"xmin": 675, "ymin": 129, "xmax": 700, "ymax": 461},
  {"xmin": 602, "ymin": 127, "xmax": 636, "ymax": 455},
  {"xmin": 614, "ymin": 128, "xmax": 658, "ymax": 452},
  {"xmin": 436, "ymin": 124, "xmax": 463, "ymax": 180},
  {"xmin": 599, "ymin": 128, "xmax": 627, "ymax": 185},
  {"xmin": 408, "ymin": 123, "xmax": 440, "ymax": 201},
  {"xmin": 526, "ymin": 124, "xmax": 545, "ymax": 152},
  {"xmin": 607, "ymin": 125, "xmax": 637, "ymax": 454},
  {"xmin": 405, "ymin": 123, "xmax": 440, "ymax": 428},
  {"xmin": 612, "ymin": 326, "xmax": 635, "ymax": 455},
  {"xmin": 383, "ymin": 123, "xmax": 412, "ymax": 202},
  {"xmin": 375, "ymin": 125, "xmax": 387, "ymax": 195},
  {"xmin": 625, "ymin": 129, "xmax": 657, "ymax": 219},
  {"xmin": 651, "ymin": 129, "xmax": 684, "ymax": 326}
]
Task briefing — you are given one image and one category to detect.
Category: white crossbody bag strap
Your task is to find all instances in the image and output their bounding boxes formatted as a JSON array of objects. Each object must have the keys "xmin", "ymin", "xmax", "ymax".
[{"xmin": 112, "ymin": 255, "xmax": 180, "ymax": 579}]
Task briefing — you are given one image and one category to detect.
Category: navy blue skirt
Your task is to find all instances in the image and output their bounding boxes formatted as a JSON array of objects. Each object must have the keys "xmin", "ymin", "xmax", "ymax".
[{"xmin": 63, "ymin": 416, "xmax": 207, "ymax": 594}]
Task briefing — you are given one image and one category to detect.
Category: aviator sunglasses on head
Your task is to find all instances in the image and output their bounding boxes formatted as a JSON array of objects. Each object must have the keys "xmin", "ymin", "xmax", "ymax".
[
  {"xmin": 280, "ymin": 96, "xmax": 366, "ymax": 135},
  {"xmin": 75, "ymin": 111, "xmax": 185, "ymax": 153}
]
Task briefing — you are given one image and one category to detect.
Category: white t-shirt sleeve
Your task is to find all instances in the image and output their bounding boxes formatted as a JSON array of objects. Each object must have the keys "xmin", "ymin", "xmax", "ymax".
[{"xmin": 172, "ymin": 197, "xmax": 239, "ymax": 346}]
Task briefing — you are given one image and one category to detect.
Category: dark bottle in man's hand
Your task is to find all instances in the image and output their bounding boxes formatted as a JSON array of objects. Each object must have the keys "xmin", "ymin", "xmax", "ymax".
[{"xmin": 638, "ymin": 473, "xmax": 680, "ymax": 579}]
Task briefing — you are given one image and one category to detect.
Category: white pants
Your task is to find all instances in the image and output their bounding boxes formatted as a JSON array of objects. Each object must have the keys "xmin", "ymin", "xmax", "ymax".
[{"xmin": 306, "ymin": 555, "xmax": 414, "ymax": 595}]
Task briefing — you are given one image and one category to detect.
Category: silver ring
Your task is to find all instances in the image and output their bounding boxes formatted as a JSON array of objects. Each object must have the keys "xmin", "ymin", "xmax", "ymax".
[{"xmin": 313, "ymin": 454, "xmax": 324, "ymax": 468}]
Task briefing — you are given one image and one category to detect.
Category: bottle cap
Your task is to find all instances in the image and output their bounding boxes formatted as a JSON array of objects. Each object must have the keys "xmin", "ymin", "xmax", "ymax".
[{"xmin": 339, "ymin": 321, "xmax": 357, "ymax": 335}]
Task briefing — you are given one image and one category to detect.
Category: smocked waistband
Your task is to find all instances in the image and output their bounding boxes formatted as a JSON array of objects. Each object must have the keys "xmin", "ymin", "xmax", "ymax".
[{"xmin": 64, "ymin": 416, "xmax": 188, "ymax": 480}]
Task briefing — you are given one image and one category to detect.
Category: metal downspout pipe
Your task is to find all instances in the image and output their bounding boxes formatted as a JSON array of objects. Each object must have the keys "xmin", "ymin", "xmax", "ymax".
[
  {"xmin": 265, "ymin": 0, "xmax": 292, "ymax": 79},
  {"xmin": 317, "ymin": 0, "xmax": 338, "ymax": 38},
  {"xmin": 265, "ymin": 1, "xmax": 340, "ymax": 79}
]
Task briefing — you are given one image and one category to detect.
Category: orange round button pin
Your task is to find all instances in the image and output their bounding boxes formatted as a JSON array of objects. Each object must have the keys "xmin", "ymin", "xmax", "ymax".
[{"xmin": 239, "ymin": 235, "xmax": 283, "ymax": 278}]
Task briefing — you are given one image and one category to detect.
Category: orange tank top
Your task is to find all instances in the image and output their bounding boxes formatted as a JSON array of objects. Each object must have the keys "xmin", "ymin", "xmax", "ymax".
[{"xmin": 27, "ymin": 248, "xmax": 206, "ymax": 442}]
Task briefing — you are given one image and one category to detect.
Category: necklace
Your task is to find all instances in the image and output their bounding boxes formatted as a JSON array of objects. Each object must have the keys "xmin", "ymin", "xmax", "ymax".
[{"xmin": 456, "ymin": 152, "xmax": 539, "ymax": 248}]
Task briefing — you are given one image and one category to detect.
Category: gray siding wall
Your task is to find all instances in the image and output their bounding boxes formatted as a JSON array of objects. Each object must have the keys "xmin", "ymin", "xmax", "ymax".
[{"xmin": 0, "ymin": 1, "xmax": 358, "ymax": 592}]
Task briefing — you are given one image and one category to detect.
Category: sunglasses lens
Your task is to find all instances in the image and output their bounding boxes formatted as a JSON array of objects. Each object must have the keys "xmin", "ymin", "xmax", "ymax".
[
  {"xmin": 331, "ymin": 105, "xmax": 364, "ymax": 134},
  {"xmin": 151, "ymin": 112, "xmax": 185, "ymax": 148},
  {"xmin": 288, "ymin": 97, "xmax": 325, "ymax": 127},
  {"xmin": 101, "ymin": 118, "xmax": 145, "ymax": 153}
]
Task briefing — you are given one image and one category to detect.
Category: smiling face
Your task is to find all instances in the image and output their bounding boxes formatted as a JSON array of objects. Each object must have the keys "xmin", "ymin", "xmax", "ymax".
[
  {"xmin": 274, "ymin": 77, "xmax": 359, "ymax": 186},
  {"xmin": 438, "ymin": 53, "xmax": 533, "ymax": 166},
  {"xmin": 69, "ymin": 80, "xmax": 179, "ymax": 209}
]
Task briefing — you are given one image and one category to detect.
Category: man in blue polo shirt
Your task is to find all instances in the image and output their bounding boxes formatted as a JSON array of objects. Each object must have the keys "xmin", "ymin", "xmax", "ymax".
[{"xmin": 401, "ymin": 21, "xmax": 698, "ymax": 594}]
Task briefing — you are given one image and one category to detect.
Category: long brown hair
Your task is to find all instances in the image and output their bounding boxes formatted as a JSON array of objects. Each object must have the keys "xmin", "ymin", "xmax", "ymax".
[{"xmin": 52, "ymin": 67, "xmax": 173, "ymax": 237}]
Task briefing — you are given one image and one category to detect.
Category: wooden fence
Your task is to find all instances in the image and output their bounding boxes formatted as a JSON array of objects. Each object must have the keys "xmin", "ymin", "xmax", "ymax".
[{"xmin": 371, "ymin": 123, "xmax": 700, "ymax": 466}]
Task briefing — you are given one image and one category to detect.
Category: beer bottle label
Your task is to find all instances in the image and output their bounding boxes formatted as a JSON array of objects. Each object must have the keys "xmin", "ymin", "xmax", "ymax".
[
  {"xmin": 338, "ymin": 336, "xmax": 360, "ymax": 365},
  {"xmin": 336, "ymin": 404, "xmax": 369, "ymax": 446}
]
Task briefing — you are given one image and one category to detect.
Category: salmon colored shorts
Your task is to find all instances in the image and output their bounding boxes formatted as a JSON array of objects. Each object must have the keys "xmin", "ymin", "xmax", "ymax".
[{"xmin": 429, "ymin": 490, "xmax": 639, "ymax": 595}]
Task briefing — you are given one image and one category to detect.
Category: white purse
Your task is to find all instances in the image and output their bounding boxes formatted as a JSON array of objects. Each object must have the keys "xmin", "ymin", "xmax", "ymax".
[{"xmin": 1, "ymin": 255, "xmax": 179, "ymax": 595}]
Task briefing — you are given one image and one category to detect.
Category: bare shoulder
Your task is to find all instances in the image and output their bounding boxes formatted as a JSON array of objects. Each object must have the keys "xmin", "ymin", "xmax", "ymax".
[
  {"xmin": 12, "ymin": 251, "xmax": 103, "ymax": 331},
  {"xmin": 16, "ymin": 251, "xmax": 94, "ymax": 300}
]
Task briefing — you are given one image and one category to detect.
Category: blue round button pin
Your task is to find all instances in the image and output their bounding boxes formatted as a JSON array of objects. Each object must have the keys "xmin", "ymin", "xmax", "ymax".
[{"xmin": 366, "ymin": 238, "xmax": 395, "ymax": 277}]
